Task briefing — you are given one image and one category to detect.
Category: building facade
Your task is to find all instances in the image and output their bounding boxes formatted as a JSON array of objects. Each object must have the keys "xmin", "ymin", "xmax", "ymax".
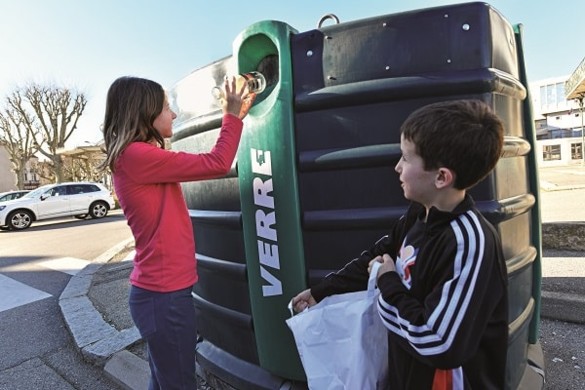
[
  {"xmin": 530, "ymin": 74, "xmax": 585, "ymax": 167},
  {"xmin": 0, "ymin": 146, "xmax": 15, "ymax": 192},
  {"xmin": 0, "ymin": 146, "xmax": 41, "ymax": 192}
]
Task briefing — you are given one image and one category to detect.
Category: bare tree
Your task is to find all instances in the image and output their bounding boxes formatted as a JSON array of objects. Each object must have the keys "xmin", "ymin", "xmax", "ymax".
[
  {"xmin": 2, "ymin": 83, "xmax": 87, "ymax": 183},
  {"xmin": 0, "ymin": 99, "xmax": 42, "ymax": 189}
]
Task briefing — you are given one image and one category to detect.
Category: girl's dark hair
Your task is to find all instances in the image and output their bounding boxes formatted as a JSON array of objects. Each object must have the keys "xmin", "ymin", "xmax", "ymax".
[
  {"xmin": 100, "ymin": 76, "xmax": 165, "ymax": 172},
  {"xmin": 401, "ymin": 100, "xmax": 504, "ymax": 190}
]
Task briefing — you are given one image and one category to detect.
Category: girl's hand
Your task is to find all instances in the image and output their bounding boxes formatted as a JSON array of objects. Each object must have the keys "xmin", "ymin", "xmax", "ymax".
[{"xmin": 221, "ymin": 77, "xmax": 256, "ymax": 119}]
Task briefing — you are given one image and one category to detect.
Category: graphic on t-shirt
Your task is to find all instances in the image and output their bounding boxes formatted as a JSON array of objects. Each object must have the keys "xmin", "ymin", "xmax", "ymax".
[{"xmin": 396, "ymin": 238, "xmax": 417, "ymax": 289}]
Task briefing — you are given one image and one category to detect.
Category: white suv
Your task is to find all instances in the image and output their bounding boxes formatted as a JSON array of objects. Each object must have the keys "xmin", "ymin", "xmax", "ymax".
[{"xmin": 0, "ymin": 182, "xmax": 116, "ymax": 230}]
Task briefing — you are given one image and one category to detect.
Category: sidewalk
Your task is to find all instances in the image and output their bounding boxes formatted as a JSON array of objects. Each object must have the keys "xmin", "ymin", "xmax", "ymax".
[
  {"xmin": 58, "ymin": 166, "xmax": 585, "ymax": 390},
  {"xmin": 58, "ymin": 238, "xmax": 149, "ymax": 390}
]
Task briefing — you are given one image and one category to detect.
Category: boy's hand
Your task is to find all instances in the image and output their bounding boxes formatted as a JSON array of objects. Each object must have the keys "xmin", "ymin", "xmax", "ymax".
[
  {"xmin": 291, "ymin": 289, "xmax": 317, "ymax": 313},
  {"xmin": 368, "ymin": 253, "xmax": 396, "ymax": 281}
]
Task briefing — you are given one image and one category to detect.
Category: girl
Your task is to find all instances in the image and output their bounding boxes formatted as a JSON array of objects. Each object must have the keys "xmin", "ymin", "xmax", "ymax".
[{"xmin": 101, "ymin": 76, "xmax": 254, "ymax": 389}]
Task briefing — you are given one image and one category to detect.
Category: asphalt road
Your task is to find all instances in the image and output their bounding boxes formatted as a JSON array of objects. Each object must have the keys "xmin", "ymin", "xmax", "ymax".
[
  {"xmin": 540, "ymin": 318, "xmax": 585, "ymax": 390},
  {"xmin": 1, "ymin": 209, "xmax": 132, "ymax": 261},
  {"xmin": 0, "ymin": 210, "xmax": 132, "ymax": 390}
]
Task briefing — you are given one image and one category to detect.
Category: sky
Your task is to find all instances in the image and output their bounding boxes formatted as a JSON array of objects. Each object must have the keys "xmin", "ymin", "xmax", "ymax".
[{"xmin": 1, "ymin": 0, "xmax": 583, "ymax": 148}]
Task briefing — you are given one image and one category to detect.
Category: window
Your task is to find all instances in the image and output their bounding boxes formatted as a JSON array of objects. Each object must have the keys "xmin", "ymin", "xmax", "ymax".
[
  {"xmin": 85, "ymin": 184, "xmax": 100, "ymax": 193},
  {"xmin": 543, "ymin": 144, "xmax": 561, "ymax": 161},
  {"xmin": 69, "ymin": 184, "xmax": 99, "ymax": 194},
  {"xmin": 48, "ymin": 186, "xmax": 68, "ymax": 197},
  {"xmin": 540, "ymin": 82, "xmax": 567, "ymax": 108},
  {"xmin": 546, "ymin": 84, "xmax": 556, "ymax": 106},
  {"xmin": 556, "ymin": 83, "xmax": 565, "ymax": 105},
  {"xmin": 69, "ymin": 185, "xmax": 86, "ymax": 194},
  {"xmin": 571, "ymin": 143, "xmax": 583, "ymax": 160}
]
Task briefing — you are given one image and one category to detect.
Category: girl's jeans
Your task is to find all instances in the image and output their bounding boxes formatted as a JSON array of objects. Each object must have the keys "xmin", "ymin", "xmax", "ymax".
[{"xmin": 129, "ymin": 285, "xmax": 197, "ymax": 390}]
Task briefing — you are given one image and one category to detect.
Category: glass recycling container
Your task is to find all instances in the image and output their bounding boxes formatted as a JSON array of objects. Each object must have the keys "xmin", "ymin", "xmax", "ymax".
[{"xmin": 168, "ymin": 2, "xmax": 545, "ymax": 389}]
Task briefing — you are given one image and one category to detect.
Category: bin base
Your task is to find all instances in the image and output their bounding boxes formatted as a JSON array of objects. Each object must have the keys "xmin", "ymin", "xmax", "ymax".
[
  {"xmin": 516, "ymin": 342, "xmax": 545, "ymax": 389},
  {"xmin": 197, "ymin": 339, "xmax": 545, "ymax": 389},
  {"xmin": 196, "ymin": 340, "xmax": 308, "ymax": 390}
]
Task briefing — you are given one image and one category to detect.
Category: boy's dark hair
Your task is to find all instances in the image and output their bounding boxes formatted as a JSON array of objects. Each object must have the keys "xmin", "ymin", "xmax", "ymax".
[{"xmin": 401, "ymin": 100, "xmax": 504, "ymax": 190}]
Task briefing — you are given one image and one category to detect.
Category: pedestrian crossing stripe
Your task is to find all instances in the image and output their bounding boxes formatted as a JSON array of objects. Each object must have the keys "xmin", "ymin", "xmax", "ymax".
[
  {"xmin": 39, "ymin": 257, "xmax": 90, "ymax": 276},
  {"xmin": 0, "ymin": 274, "xmax": 51, "ymax": 313},
  {"xmin": 124, "ymin": 250, "xmax": 136, "ymax": 261},
  {"xmin": 0, "ymin": 257, "xmax": 91, "ymax": 313},
  {"xmin": 0, "ymin": 257, "xmax": 90, "ymax": 276}
]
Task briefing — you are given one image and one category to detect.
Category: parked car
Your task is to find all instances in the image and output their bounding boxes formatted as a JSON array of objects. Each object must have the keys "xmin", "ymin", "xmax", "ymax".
[
  {"xmin": 0, "ymin": 190, "xmax": 30, "ymax": 202},
  {"xmin": 0, "ymin": 182, "xmax": 115, "ymax": 230}
]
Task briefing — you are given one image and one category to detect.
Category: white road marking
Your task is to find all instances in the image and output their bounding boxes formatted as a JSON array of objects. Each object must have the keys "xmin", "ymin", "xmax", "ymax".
[
  {"xmin": 38, "ymin": 257, "xmax": 91, "ymax": 276},
  {"xmin": 542, "ymin": 257, "xmax": 585, "ymax": 278},
  {"xmin": 123, "ymin": 250, "xmax": 135, "ymax": 261},
  {"xmin": 0, "ymin": 274, "xmax": 51, "ymax": 312}
]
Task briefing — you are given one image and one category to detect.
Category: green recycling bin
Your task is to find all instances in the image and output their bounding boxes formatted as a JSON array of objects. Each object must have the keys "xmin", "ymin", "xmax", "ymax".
[{"xmin": 169, "ymin": 3, "xmax": 545, "ymax": 389}]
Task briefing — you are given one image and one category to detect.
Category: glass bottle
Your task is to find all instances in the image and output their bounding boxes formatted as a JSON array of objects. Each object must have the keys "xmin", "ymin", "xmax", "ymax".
[{"xmin": 211, "ymin": 71, "xmax": 266, "ymax": 100}]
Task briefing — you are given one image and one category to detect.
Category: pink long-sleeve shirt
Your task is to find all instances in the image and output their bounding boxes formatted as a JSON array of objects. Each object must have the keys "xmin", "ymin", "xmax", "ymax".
[{"xmin": 113, "ymin": 114, "xmax": 243, "ymax": 292}]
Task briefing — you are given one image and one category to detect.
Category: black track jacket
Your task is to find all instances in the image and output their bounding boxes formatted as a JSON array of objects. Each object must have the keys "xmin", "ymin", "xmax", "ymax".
[{"xmin": 310, "ymin": 195, "xmax": 508, "ymax": 389}]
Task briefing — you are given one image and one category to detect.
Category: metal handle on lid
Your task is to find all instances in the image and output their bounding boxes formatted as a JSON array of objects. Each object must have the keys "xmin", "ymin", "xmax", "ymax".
[{"xmin": 317, "ymin": 13, "xmax": 340, "ymax": 28}]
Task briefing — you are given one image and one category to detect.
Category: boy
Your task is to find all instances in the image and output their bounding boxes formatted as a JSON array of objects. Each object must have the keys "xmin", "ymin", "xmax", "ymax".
[{"xmin": 292, "ymin": 100, "xmax": 508, "ymax": 389}]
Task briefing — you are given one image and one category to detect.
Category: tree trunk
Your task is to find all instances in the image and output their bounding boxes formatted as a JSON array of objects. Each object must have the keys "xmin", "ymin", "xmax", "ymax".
[
  {"xmin": 54, "ymin": 155, "xmax": 64, "ymax": 183},
  {"xmin": 16, "ymin": 158, "xmax": 27, "ymax": 189}
]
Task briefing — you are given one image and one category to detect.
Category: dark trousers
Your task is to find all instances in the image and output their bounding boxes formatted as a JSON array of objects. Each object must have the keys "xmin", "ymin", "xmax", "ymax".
[{"xmin": 129, "ymin": 285, "xmax": 197, "ymax": 390}]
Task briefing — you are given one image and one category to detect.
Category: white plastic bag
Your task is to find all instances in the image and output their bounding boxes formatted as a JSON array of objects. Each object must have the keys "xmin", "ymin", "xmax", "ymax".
[{"xmin": 286, "ymin": 262, "xmax": 389, "ymax": 389}]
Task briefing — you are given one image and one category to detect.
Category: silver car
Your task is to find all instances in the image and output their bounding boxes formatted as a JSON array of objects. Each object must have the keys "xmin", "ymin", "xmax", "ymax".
[{"xmin": 0, "ymin": 182, "xmax": 116, "ymax": 230}]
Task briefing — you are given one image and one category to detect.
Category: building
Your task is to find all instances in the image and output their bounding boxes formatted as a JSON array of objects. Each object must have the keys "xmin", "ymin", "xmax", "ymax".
[
  {"xmin": 0, "ymin": 146, "xmax": 14, "ymax": 191},
  {"xmin": 529, "ymin": 57, "xmax": 585, "ymax": 167},
  {"xmin": 530, "ymin": 76, "xmax": 584, "ymax": 166},
  {"xmin": 0, "ymin": 145, "xmax": 41, "ymax": 192},
  {"xmin": 22, "ymin": 157, "xmax": 41, "ymax": 189}
]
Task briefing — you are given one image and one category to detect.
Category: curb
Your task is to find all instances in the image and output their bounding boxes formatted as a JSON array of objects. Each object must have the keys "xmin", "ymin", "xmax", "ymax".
[
  {"xmin": 539, "ymin": 182, "xmax": 585, "ymax": 192},
  {"xmin": 59, "ymin": 237, "xmax": 142, "ymax": 366},
  {"xmin": 104, "ymin": 350, "xmax": 150, "ymax": 390},
  {"xmin": 540, "ymin": 254, "xmax": 585, "ymax": 325},
  {"xmin": 540, "ymin": 290, "xmax": 585, "ymax": 324},
  {"xmin": 541, "ymin": 222, "xmax": 585, "ymax": 251}
]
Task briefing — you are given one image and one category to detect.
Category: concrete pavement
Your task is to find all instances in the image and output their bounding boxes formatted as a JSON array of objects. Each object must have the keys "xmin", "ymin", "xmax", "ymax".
[
  {"xmin": 58, "ymin": 165, "xmax": 585, "ymax": 390},
  {"xmin": 58, "ymin": 237, "xmax": 147, "ymax": 389}
]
